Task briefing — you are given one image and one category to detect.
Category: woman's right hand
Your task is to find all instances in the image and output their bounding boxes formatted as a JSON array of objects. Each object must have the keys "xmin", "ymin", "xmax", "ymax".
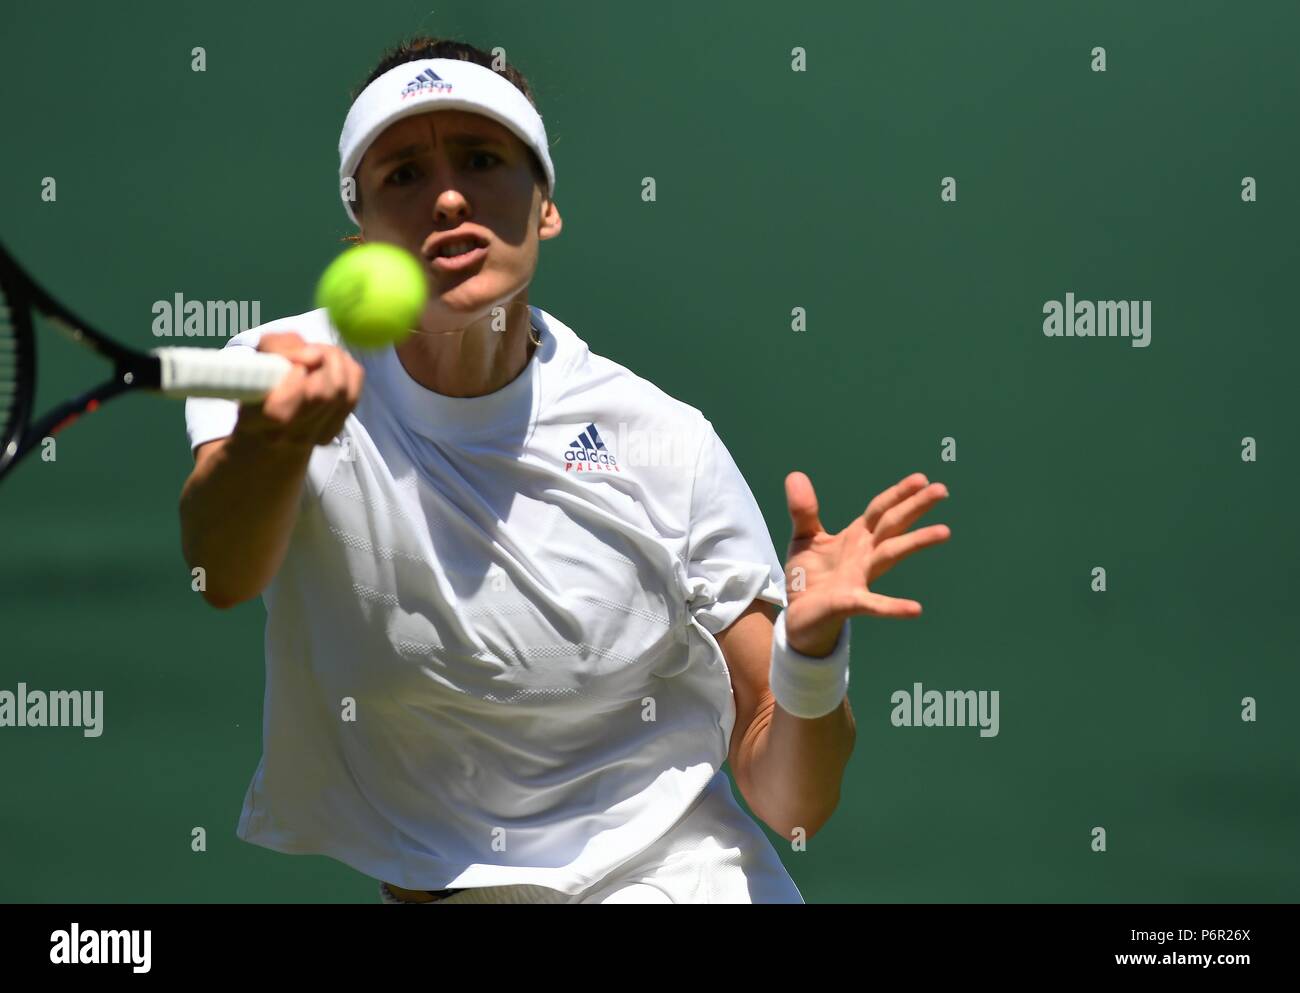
[{"xmin": 233, "ymin": 332, "xmax": 366, "ymax": 448}]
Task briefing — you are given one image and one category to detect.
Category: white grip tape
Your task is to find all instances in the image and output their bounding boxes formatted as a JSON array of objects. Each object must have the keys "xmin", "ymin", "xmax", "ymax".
[{"xmin": 153, "ymin": 347, "xmax": 292, "ymax": 401}]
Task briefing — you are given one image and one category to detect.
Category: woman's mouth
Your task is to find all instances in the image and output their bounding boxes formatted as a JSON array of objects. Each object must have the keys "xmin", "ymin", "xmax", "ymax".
[{"xmin": 429, "ymin": 240, "xmax": 488, "ymax": 272}]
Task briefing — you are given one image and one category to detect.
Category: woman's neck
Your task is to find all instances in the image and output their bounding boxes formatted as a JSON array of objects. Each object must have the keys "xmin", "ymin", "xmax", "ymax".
[{"xmin": 393, "ymin": 302, "xmax": 535, "ymax": 398}]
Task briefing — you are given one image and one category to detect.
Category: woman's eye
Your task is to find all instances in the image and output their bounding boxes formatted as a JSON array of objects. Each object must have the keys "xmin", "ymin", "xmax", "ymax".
[
  {"xmin": 383, "ymin": 153, "xmax": 498, "ymax": 187},
  {"xmin": 385, "ymin": 163, "xmax": 418, "ymax": 186}
]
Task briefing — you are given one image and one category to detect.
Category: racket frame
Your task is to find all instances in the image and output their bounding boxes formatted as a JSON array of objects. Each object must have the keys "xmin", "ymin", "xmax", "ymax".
[{"xmin": 0, "ymin": 242, "xmax": 163, "ymax": 480}]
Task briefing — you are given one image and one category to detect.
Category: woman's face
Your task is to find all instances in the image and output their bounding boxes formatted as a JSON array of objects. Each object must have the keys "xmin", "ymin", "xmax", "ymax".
[{"xmin": 355, "ymin": 108, "xmax": 560, "ymax": 327}]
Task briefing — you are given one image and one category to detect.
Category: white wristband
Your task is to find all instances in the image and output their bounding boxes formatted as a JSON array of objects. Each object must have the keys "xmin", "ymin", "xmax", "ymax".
[{"xmin": 769, "ymin": 611, "xmax": 851, "ymax": 719}]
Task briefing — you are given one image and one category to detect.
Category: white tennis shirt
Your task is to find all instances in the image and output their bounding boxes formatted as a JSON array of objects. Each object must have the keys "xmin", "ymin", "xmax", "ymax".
[{"xmin": 184, "ymin": 305, "xmax": 786, "ymax": 893}]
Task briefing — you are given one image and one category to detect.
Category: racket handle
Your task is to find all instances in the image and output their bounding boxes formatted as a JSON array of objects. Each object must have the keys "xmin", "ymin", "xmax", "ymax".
[{"xmin": 152, "ymin": 347, "xmax": 293, "ymax": 401}]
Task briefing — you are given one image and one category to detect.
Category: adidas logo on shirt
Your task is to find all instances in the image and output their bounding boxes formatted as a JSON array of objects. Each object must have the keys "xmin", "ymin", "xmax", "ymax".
[
  {"xmin": 401, "ymin": 68, "xmax": 452, "ymax": 99},
  {"xmin": 564, "ymin": 423, "xmax": 620, "ymax": 473}
]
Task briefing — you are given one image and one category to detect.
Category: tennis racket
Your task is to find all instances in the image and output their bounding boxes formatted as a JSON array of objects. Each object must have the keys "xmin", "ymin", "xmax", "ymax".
[{"xmin": 0, "ymin": 241, "xmax": 291, "ymax": 483}]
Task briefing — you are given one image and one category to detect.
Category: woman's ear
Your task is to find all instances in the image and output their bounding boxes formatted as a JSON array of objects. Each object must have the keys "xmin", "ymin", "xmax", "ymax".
[{"xmin": 538, "ymin": 197, "xmax": 562, "ymax": 242}]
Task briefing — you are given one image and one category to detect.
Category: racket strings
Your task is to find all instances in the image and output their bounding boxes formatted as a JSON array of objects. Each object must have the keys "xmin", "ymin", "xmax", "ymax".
[{"xmin": 0, "ymin": 281, "xmax": 18, "ymax": 451}]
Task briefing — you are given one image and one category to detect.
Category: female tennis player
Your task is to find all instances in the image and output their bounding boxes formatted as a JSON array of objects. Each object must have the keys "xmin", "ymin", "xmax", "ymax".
[{"xmin": 178, "ymin": 37, "xmax": 951, "ymax": 904}]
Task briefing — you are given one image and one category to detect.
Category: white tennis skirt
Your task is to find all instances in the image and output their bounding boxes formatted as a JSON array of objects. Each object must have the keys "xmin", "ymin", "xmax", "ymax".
[{"xmin": 379, "ymin": 770, "xmax": 804, "ymax": 904}]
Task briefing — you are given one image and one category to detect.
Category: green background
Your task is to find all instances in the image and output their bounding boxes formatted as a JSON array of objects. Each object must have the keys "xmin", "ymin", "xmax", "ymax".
[{"xmin": 1, "ymin": 0, "xmax": 1296, "ymax": 903}]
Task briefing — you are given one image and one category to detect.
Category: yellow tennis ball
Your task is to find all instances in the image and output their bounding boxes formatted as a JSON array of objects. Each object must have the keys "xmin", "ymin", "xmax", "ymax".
[{"xmin": 315, "ymin": 243, "xmax": 428, "ymax": 349}]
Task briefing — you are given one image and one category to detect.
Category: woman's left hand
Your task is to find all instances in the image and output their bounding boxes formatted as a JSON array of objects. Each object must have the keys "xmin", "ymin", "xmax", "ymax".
[{"xmin": 781, "ymin": 471, "xmax": 952, "ymax": 657}]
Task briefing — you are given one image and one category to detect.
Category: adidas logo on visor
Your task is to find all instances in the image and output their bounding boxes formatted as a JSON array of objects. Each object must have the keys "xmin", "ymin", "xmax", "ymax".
[{"xmin": 401, "ymin": 67, "xmax": 453, "ymax": 99}]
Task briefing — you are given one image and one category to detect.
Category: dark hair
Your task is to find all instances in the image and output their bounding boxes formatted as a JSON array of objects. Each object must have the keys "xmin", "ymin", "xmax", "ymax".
[{"xmin": 344, "ymin": 36, "xmax": 547, "ymax": 238}]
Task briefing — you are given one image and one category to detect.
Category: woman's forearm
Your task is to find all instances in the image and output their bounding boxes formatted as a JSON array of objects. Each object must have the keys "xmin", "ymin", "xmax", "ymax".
[
  {"xmin": 741, "ymin": 690, "xmax": 856, "ymax": 841},
  {"xmin": 178, "ymin": 430, "xmax": 314, "ymax": 608}
]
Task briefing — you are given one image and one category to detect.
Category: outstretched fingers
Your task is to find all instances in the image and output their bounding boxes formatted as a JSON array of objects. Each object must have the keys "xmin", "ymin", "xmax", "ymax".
[
  {"xmin": 862, "ymin": 473, "xmax": 930, "ymax": 532},
  {"xmin": 868, "ymin": 524, "xmax": 952, "ymax": 584},
  {"xmin": 855, "ymin": 590, "xmax": 924, "ymax": 618},
  {"xmin": 872, "ymin": 482, "xmax": 949, "ymax": 543}
]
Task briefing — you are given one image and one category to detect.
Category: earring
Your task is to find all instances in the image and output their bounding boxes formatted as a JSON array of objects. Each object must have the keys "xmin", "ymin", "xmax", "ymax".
[{"xmin": 528, "ymin": 322, "xmax": 543, "ymax": 347}]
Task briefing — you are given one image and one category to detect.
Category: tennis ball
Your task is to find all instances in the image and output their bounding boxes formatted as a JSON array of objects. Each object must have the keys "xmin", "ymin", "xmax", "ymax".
[{"xmin": 315, "ymin": 243, "xmax": 428, "ymax": 349}]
